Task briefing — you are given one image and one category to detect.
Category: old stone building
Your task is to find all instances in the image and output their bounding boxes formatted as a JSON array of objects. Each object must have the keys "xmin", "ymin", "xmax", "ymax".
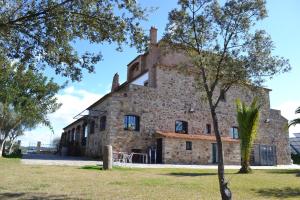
[{"xmin": 60, "ymin": 27, "xmax": 290, "ymax": 165}]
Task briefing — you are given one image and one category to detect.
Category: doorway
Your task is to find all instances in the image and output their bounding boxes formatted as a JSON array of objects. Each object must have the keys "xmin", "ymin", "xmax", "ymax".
[
  {"xmin": 259, "ymin": 145, "xmax": 276, "ymax": 166},
  {"xmin": 156, "ymin": 139, "xmax": 162, "ymax": 164}
]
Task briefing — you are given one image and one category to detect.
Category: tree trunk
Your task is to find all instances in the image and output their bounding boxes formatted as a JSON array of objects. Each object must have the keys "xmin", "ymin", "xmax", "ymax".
[
  {"xmin": 239, "ymin": 158, "xmax": 252, "ymax": 173},
  {"xmin": 0, "ymin": 140, "xmax": 6, "ymax": 157},
  {"xmin": 211, "ymin": 108, "xmax": 232, "ymax": 200},
  {"xmin": 8, "ymin": 142, "xmax": 14, "ymax": 154}
]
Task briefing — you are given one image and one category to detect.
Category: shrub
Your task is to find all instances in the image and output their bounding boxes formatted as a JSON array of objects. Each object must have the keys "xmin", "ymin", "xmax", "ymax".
[{"xmin": 4, "ymin": 149, "xmax": 22, "ymax": 158}]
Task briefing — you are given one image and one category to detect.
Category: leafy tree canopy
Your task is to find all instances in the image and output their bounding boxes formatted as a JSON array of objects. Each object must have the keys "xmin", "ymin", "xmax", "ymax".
[
  {"xmin": 0, "ymin": 59, "xmax": 61, "ymax": 138},
  {"xmin": 0, "ymin": 0, "xmax": 149, "ymax": 81},
  {"xmin": 163, "ymin": 0, "xmax": 290, "ymax": 108}
]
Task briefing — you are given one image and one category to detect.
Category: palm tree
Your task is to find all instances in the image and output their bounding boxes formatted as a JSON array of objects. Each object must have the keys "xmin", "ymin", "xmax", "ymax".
[
  {"xmin": 288, "ymin": 107, "xmax": 300, "ymax": 127},
  {"xmin": 236, "ymin": 98, "xmax": 260, "ymax": 173}
]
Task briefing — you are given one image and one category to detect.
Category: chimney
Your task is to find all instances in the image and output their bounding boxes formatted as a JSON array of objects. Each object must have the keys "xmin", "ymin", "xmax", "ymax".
[
  {"xmin": 111, "ymin": 73, "xmax": 120, "ymax": 92},
  {"xmin": 150, "ymin": 26, "xmax": 157, "ymax": 45}
]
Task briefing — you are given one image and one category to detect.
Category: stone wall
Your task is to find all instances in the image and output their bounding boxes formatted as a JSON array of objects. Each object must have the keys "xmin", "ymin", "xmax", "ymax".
[
  {"xmin": 62, "ymin": 117, "xmax": 87, "ymax": 156},
  {"xmin": 162, "ymin": 137, "xmax": 240, "ymax": 165},
  {"xmin": 62, "ymin": 40, "xmax": 290, "ymax": 165},
  {"xmin": 85, "ymin": 97, "xmax": 111, "ymax": 158}
]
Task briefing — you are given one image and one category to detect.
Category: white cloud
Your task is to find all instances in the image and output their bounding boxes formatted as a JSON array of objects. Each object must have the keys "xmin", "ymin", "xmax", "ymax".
[
  {"xmin": 273, "ymin": 101, "xmax": 300, "ymax": 137},
  {"xmin": 20, "ymin": 87, "xmax": 103, "ymax": 146}
]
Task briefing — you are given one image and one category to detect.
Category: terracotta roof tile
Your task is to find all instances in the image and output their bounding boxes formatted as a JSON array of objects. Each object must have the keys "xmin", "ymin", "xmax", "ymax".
[{"xmin": 155, "ymin": 131, "xmax": 239, "ymax": 143}]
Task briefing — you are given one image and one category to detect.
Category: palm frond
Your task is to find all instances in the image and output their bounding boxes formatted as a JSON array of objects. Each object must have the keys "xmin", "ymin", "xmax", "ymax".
[
  {"xmin": 288, "ymin": 118, "xmax": 300, "ymax": 127},
  {"xmin": 295, "ymin": 107, "xmax": 300, "ymax": 114}
]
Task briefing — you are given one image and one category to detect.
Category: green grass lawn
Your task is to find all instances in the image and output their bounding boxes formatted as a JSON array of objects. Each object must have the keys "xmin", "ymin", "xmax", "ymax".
[{"xmin": 0, "ymin": 158, "xmax": 300, "ymax": 200}]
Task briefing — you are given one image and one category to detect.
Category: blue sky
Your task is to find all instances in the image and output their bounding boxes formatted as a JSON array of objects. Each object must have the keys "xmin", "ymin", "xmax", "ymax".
[{"xmin": 20, "ymin": 0, "xmax": 300, "ymax": 146}]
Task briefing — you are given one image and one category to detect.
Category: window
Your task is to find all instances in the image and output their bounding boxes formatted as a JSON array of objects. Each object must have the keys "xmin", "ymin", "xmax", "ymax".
[
  {"xmin": 82, "ymin": 123, "xmax": 88, "ymax": 146},
  {"xmin": 82, "ymin": 124, "xmax": 88, "ymax": 138},
  {"xmin": 100, "ymin": 116, "xmax": 106, "ymax": 131},
  {"xmin": 230, "ymin": 127, "xmax": 239, "ymax": 139},
  {"xmin": 68, "ymin": 131, "xmax": 71, "ymax": 142},
  {"xmin": 206, "ymin": 124, "xmax": 211, "ymax": 134},
  {"xmin": 90, "ymin": 120, "xmax": 95, "ymax": 134},
  {"xmin": 220, "ymin": 89, "xmax": 226, "ymax": 102},
  {"xmin": 75, "ymin": 126, "xmax": 81, "ymax": 142},
  {"xmin": 175, "ymin": 120, "xmax": 188, "ymax": 134},
  {"xmin": 124, "ymin": 115, "xmax": 140, "ymax": 131},
  {"xmin": 72, "ymin": 128, "xmax": 75, "ymax": 141},
  {"xmin": 186, "ymin": 141, "xmax": 192, "ymax": 150},
  {"xmin": 132, "ymin": 63, "xmax": 139, "ymax": 71}
]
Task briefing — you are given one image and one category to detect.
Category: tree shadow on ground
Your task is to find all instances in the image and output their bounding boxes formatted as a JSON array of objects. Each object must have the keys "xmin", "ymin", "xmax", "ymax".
[
  {"xmin": 266, "ymin": 169, "xmax": 300, "ymax": 177},
  {"xmin": 0, "ymin": 192, "xmax": 77, "ymax": 200},
  {"xmin": 253, "ymin": 187, "xmax": 300, "ymax": 198},
  {"xmin": 80, "ymin": 165, "xmax": 102, "ymax": 170},
  {"xmin": 166, "ymin": 172, "xmax": 217, "ymax": 177}
]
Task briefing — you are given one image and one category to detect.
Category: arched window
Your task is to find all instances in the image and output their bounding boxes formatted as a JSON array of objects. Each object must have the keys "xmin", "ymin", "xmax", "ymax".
[
  {"xmin": 81, "ymin": 123, "xmax": 88, "ymax": 146},
  {"xmin": 68, "ymin": 130, "xmax": 71, "ymax": 142},
  {"xmin": 76, "ymin": 125, "xmax": 81, "ymax": 142},
  {"xmin": 124, "ymin": 115, "xmax": 140, "ymax": 131},
  {"xmin": 72, "ymin": 128, "xmax": 75, "ymax": 141}
]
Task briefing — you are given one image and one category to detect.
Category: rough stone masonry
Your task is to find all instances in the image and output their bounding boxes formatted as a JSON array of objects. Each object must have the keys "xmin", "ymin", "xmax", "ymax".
[{"xmin": 61, "ymin": 27, "xmax": 290, "ymax": 165}]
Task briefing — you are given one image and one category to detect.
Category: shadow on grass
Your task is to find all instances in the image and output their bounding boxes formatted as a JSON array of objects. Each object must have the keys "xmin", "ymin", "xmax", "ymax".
[
  {"xmin": 254, "ymin": 187, "xmax": 300, "ymax": 198},
  {"xmin": 80, "ymin": 165, "xmax": 103, "ymax": 170},
  {"xmin": 79, "ymin": 165, "xmax": 144, "ymax": 172},
  {"xmin": 0, "ymin": 192, "xmax": 75, "ymax": 200},
  {"xmin": 3, "ymin": 154, "xmax": 22, "ymax": 159},
  {"xmin": 266, "ymin": 169, "xmax": 300, "ymax": 177},
  {"xmin": 167, "ymin": 172, "xmax": 217, "ymax": 177}
]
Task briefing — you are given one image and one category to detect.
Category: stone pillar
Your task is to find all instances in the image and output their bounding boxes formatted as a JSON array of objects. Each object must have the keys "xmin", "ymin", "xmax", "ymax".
[
  {"xmin": 103, "ymin": 145, "xmax": 112, "ymax": 170},
  {"xmin": 36, "ymin": 141, "xmax": 41, "ymax": 154}
]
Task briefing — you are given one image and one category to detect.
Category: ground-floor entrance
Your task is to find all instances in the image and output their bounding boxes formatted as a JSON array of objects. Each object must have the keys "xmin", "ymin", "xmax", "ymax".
[
  {"xmin": 156, "ymin": 138, "xmax": 162, "ymax": 164},
  {"xmin": 252, "ymin": 144, "xmax": 277, "ymax": 166}
]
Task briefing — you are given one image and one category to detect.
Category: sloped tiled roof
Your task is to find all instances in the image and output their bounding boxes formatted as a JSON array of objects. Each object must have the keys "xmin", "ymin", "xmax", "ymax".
[{"xmin": 155, "ymin": 131, "xmax": 239, "ymax": 143}]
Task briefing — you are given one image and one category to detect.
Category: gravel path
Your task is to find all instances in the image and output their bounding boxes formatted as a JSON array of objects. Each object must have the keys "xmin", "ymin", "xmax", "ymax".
[
  {"xmin": 113, "ymin": 162, "xmax": 300, "ymax": 169},
  {"xmin": 21, "ymin": 153, "xmax": 300, "ymax": 169},
  {"xmin": 21, "ymin": 154, "xmax": 102, "ymax": 166}
]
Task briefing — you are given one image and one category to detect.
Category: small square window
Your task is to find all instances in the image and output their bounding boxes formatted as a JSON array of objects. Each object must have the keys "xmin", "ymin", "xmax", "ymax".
[
  {"xmin": 124, "ymin": 115, "xmax": 140, "ymax": 131},
  {"xmin": 175, "ymin": 120, "xmax": 188, "ymax": 134},
  {"xmin": 186, "ymin": 141, "xmax": 192, "ymax": 150},
  {"xmin": 230, "ymin": 127, "xmax": 239, "ymax": 139}
]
